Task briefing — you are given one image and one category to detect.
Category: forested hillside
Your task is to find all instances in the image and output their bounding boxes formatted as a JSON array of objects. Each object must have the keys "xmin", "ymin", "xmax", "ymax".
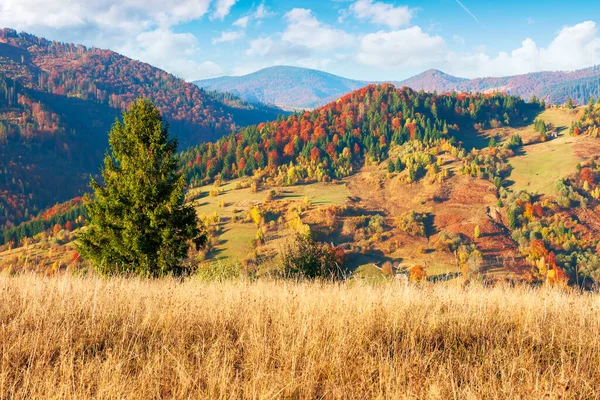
[
  {"xmin": 181, "ymin": 84, "xmax": 538, "ymax": 185},
  {"xmin": 0, "ymin": 29, "xmax": 283, "ymax": 229},
  {"xmin": 571, "ymin": 97, "xmax": 600, "ymax": 136}
]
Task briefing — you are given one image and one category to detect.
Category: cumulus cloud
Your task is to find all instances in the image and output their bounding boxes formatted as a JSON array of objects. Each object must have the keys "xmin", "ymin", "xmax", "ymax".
[
  {"xmin": 246, "ymin": 37, "xmax": 274, "ymax": 56},
  {"xmin": 239, "ymin": 8, "xmax": 343, "ymax": 76},
  {"xmin": 212, "ymin": 30, "xmax": 244, "ymax": 44},
  {"xmin": 282, "ymin": 8, "xmax": 354, "ymax": 50},
  {"xmin": 233, "ymin": 3, "xmax": 273, "ymax": 29},
  {"xmin": 354, "ymin": 20, "xmax": 600, "ymax": 78},
  {"xmin": 233, "ymin": 16, "xmax": 250, "ymax": 28},
  {"xmin": 252, "ymin": 3, "xmax": 273, "ymax": 20},
  {"xmin": 211, "ymin": 0, "xmax": 237, "ymax": 21},
  {"xmin": 349, "ymin": 0, "xmax": 413, "ymax": 29},
  {"xmin": 0, "ymin": 0, "xmax": 215, "ymax": 31},
  {"xmin": 445, "ymin": 21, "xmax": 600, "ymax": 77},
  {"xmin": 118, "ymin": 28, "xmax": 222, "ymax": 80},
  {"xmin": 357, "ymin": 27, "xmax": 446, "ymax": 67}
]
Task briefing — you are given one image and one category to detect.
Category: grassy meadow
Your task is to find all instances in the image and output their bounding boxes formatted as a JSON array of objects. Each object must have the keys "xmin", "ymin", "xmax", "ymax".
[
  {"xmin": 1, "ymin": 274, "xmax": 600, "ymax": 399},
  {"xmin": 507, "ymin": 107, "xmax": 583, "ymax": 195},
  {"xmin": 191, "ymin": 180, "xmax": 350, "ymax": 261}
]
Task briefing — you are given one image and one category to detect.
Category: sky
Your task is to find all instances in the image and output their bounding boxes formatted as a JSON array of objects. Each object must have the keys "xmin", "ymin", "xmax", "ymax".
[{"xmin": 1, "ymin": 0, "xmax": 600, "ymax": 82}]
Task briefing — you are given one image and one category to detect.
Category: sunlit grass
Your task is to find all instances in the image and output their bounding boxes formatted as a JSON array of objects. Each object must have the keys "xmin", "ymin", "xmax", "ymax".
[{"xmin": 1, "ymin": 274, "xmax": 599, "ymax": 398}]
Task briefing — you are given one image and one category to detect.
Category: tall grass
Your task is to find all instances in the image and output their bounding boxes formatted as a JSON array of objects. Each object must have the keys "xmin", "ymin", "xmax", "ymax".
[{"xmin": 1, "ymin": 274, "xmax": 599, "ymax": 398}]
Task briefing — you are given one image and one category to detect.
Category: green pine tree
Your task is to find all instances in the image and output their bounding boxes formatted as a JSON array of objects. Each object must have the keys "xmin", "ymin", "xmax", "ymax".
[{"xmin": 77, "ymin": 99, "xmax": 204, "ymax": 277}]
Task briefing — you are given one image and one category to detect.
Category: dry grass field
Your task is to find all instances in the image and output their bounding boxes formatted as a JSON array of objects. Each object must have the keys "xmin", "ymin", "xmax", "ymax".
[{"xmin": 1, "ymin": 274, "xmax": 600, "ymax": 399}]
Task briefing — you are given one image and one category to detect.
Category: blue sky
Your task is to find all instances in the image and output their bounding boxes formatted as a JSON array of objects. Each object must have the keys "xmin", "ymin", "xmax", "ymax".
[{"xmin": 1, "ymin": 0, "xmax": 600, "ymax": 81}]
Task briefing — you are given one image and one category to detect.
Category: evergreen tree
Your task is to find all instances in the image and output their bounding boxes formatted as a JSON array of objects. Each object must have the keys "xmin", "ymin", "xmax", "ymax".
[
  {"xmin": 78, "ymin": 99, "xmax": 203, "ymax": 277},
  {"xmin": 387, "ymin": 160, "xmax": 395, "ymax": 173}
]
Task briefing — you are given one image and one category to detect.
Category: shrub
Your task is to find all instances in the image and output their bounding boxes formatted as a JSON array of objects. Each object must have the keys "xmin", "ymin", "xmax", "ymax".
[
  {"xmin": 409, "ymin": 265, "xmax": 427, "ymax": 282},
  {"xmin": 367, "ymin": 215, "xmax": 385, "ymax": 234},
  {"xmin": 381, "ymin": 261, "xmax": 394, "ymax": 276},
  {"xmin": 281, "ymin": 234, "xmax": 345, "ymax": 280},
  {"xmin": 507, "ymin": 134, "xmax": 523, "ymax": 149},
  {"xmin": 434, "ymin": 231, "xmax": 463, "ymax": 253},
  {"xmin": 395, "ymin": 211, "xmax": 427, "ymax": 237}
]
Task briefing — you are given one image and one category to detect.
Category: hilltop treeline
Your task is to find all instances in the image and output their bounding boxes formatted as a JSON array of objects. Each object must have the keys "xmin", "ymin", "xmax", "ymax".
[
  {"xmin": 1, "ymin": 199, "xmax": 86, "ymax": 246},
  {"xmin": 181, "ymin": 84, "xmax": 539, "ymax": 185}
]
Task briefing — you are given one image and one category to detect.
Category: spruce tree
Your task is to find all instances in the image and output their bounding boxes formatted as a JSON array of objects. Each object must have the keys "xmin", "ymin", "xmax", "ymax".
[{"xmin": 78, "ymin": 99, "xmax": 203, "ymax": 277}]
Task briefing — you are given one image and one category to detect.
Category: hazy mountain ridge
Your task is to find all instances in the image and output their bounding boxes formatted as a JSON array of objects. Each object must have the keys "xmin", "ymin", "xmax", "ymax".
[
  {"xmin": 195, "ymin": 66, "xmax": 371, "ymax": 110},
  {"xmin": 197, "ymin": 65, "xmax": 600, "ymax": 109}
]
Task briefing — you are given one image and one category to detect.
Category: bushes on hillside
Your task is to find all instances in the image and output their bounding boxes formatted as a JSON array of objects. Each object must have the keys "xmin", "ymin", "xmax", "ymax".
[
  {"xmin": 281, "ymin": 233, "xmax": 345, "ymax": 280},
  {"xmin": 395, "ymin": 211, "xmax": 428, "ymax": 237}
]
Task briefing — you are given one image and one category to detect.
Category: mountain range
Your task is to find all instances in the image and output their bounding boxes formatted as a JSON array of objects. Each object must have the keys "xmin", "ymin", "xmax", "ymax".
[{"xmin": 195, "ymin": 65, "xmax": 600, "ymax": 110}]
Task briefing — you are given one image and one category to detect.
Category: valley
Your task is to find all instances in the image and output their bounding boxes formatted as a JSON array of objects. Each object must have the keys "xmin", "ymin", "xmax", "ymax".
[{"xmin": 2, "ymin": 101, "xmax": 596, "ymax": 285}]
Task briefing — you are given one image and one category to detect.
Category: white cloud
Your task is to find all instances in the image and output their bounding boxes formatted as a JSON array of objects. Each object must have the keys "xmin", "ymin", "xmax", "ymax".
[
  {"xmin": 291, "ymin": 57, "xmax": 334, "ymax": 71},
  {"xmin": 357, "ymin": 27, "xmax": 446, "ymax": 67},
  {"xmin": 233, "ymin": 16, "xmax": 249, "ymax": 28},
  {"xmin": 527, "ymin": 17, "xmax": 535, "ymax": 25},
  {"xmin": 253, "ymin": 3, "xmax": 273, "ymax": 20},
  {"xmin": 0, "ymin": 0, "xmax": 214, "ymax": 30},
  {"xmin": 241, "ymin": 9, "xmax": 340, "ymax": 73},
  {"xmin": 354, "ymin": 21, "xmax": 600, "ymax": 79},
  {"xmin": 282, "ymin": 8, "xmax": 354, "ymax": 50},
  {"xmin": 446, "ymin": 21, "xmax": 600, "ymax": 77},
  {"xmin": 453, "ymin": 35, "xmax": 465, "ymax": 45},
  {"xmin": 119, "ymin": 28, "xmax": 222, "ymax": 80},
  {"xmin": 349, "ymin": 0, "xmax": 413, "ymax": 29},
  {"xmin": 211, "ymin": 0, "xmax": 237, "ymax": 20},
  {"xmin": 246, "ymin": 37, "xmax": 274, "ymax": 56},
  {"xmin": 232, "ymin": 3, "xmax": 272, "ymax": 29},
  {"xmin": 212, "ymin": 30, "xmax": 244, "ymax": 44}
]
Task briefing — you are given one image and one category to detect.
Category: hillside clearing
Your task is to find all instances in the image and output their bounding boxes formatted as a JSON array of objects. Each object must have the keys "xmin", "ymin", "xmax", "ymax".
[
  {"xmin": 509, "ymin": 134, "xmax": 580, "ymax": 195},
  {"xmin": 502, "ymin": 107, "xmax": 585, "ymax": 195}
]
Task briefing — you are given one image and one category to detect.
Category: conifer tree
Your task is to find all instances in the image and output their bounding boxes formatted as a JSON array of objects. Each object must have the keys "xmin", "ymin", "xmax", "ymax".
[{"xmin": 78, "ymin": 99, "xmax": 203, "ymax": 277}]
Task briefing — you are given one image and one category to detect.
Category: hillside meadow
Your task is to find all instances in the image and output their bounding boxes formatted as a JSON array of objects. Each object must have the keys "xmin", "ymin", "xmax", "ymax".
[{"xmin": 1, "ymin": 273, "xmax": 599, "ymax": 399}]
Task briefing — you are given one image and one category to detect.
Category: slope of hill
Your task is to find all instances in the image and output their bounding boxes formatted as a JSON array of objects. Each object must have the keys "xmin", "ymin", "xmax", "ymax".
[
  {"xmin": 181, "ymin": 83, "xmax": 536, "ymax": 184},
  {"xmin": 0, "ymin": 28, "xmax": 283, "ymax": 145},
  {"xmin": 0, "ymin": 28, "xmax": 283, "ymax": 229},
  {"xmin": 194, "ymin": 66, "xmax": 370, "ymax": 110}
]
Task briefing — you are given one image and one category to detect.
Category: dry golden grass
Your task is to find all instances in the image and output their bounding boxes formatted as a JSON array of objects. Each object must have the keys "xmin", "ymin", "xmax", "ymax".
[{"xmin": 1, "ymin": 274, "xmax": 600, "ymax": 399}]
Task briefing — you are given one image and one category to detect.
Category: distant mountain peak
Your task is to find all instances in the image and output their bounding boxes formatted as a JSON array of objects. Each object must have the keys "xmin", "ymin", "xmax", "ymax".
[{"xmin": 195, "ymin": 65, "xmax": 369, "ymax": 110}]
